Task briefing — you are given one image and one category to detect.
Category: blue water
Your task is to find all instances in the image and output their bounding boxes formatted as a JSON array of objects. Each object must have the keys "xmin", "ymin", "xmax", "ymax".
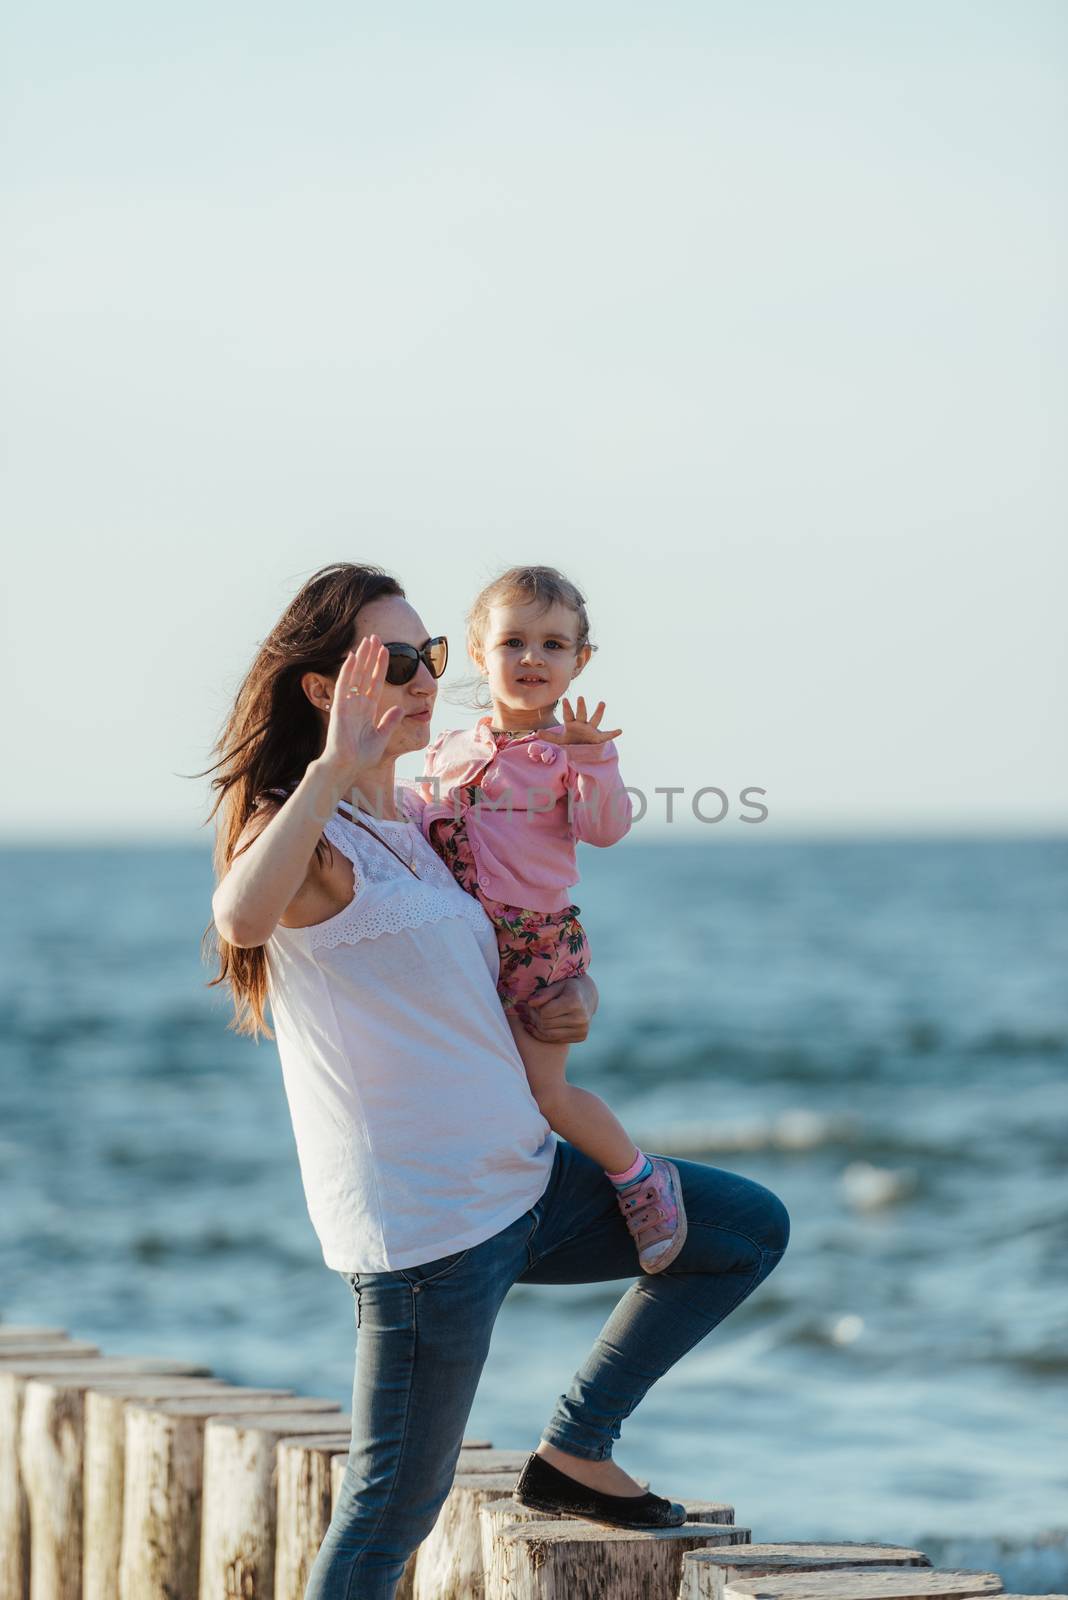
[{"xmin": 2, "ymin": 838, "xmax": 1066, "ymax": 1592}]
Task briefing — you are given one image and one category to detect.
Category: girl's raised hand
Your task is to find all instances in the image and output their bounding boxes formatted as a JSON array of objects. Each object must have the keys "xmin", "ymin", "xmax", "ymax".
[
  {"xmin": 538, "ymin": 696, "xmax": 622, "ymax": 746},
  {"xmin": 319, "ymin": 636, "xmax": 407, "ymax": 791}
]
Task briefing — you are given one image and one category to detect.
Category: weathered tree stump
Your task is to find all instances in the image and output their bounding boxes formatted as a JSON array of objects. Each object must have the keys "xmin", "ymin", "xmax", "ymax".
[
  {"xmin": 118, "ymin": 1393, "xmax": 329, "ymax": 1600},
  {"xmin": 679, "ymin": 1543, "xmax": 932, "ymax": 1600},
  {"xmin": 82, "ymin": 1377, "xmax": 230, "ymax": 1600},
  {"xmin": 0, "ymin": 1328, "xmax": 72, "ymax": 1346},
  {"xmin": 479, "ymin": 1492, "xmax": 565, "ymax": 1526},
  {"xmin": 721, "ymin": 1572, "xmax": 1005, "ymax": 1600},
  {"xmin": 197, "ymin": 1408, "xmax": 350, "ymax": 1600},
  {"xmin": 0, "ymin": 1342, "xmax": 100, "ymax": 1363},
  {"xmin": 415, "ymin": 1474, "xmax": 678, "ymax": 1600},
  {"xmin": 1, "ymin": 1356, "xmax": 208, "ymax": 1600},
  {"xmin": 273, "ymin": 1432, "xmax": 353, "ymax": 1600},
  {"xmin": 16, "ymin": 1359, "xmax": 211, "ymax": 1600},
  {"xmin": 415, "ymin": 1474, "xmax": 545, "ymax": 1600},
  {"xmin": 478, "ymin": 1494, "xmax": 571, "ymax": 1576},
  {"xmin": 455, "ymin": 1446, "xmax": 530, "ymax": 1475},
  {"xmin": 478, "ymin": 1493, "xmax": 737, "ymax": 1579},
  {"xmin": 0, "ymin": 1344, "xmax": 106, "ymax": 1579},
  {"xmin": 483, "ymin": 1516, "xmax": 749, "ymax": 1599}
]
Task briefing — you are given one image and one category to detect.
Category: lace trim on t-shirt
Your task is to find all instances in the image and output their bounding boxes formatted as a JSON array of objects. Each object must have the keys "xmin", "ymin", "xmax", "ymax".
[{"xmin": 303, "ymin": 814, "xmax": 491, "ymax": 950}]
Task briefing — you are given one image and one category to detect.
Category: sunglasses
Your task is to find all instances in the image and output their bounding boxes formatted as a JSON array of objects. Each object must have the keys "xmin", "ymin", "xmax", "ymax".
[{"xmin": 381, "ymin": 635, "xmax": 448, "ymax": 686}]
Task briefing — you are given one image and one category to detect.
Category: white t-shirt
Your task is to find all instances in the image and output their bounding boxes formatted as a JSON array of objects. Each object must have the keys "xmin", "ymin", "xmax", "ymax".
[{"xmin": 263, "ymin": 783, "xmax": 556, "ymax": 1271}]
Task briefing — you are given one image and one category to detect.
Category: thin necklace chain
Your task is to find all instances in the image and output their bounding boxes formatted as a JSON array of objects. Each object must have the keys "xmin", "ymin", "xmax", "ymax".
[
  {"xmin": 359, "ymin": 813, "xmax": 418, "ymax": 874},
  {"xmin": 344, "ymin": 798, "xmax": 419, "ymax": 875}
]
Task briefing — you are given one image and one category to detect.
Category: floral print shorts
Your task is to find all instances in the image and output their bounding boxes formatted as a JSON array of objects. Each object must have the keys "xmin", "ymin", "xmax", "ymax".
[{"xmin": 429, "ymin": 785, "xmax": 590, "ymax": 1015}]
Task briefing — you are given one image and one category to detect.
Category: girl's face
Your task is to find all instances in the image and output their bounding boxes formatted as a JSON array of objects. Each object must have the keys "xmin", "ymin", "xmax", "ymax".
[{"xmin": 475, "ymin": 598, "xmax": 591, "ymax": 718}]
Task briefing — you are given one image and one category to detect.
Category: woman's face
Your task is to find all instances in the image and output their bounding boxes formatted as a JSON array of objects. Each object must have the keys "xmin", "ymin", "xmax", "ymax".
[{"xmin": 350, "ymin": 595, "xmax": 441, "ymax": 760}]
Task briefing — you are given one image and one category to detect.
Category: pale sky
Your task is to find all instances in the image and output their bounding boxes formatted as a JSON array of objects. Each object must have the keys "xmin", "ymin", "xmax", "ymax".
[{"xmin": 3, "ymin": 2, "xmax": 1065, "ymax": 840}]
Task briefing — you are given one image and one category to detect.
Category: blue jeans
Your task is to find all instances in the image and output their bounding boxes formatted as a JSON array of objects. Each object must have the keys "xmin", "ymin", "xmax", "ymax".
[{"xmin": 304, "ymin": 1139, "xmax": 790, "ymax": 1598}]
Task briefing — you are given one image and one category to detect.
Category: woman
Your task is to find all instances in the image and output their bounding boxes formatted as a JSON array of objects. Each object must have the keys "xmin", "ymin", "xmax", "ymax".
[{"xmin": 206, "ymin": 562, "xmax": 790, "ymax": 1600}]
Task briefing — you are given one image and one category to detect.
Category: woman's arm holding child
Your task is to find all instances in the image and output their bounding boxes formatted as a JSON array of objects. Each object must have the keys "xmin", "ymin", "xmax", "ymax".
[{"xmin": 521, "ymin": 973, "xmax": 599, "ymax": 1043}]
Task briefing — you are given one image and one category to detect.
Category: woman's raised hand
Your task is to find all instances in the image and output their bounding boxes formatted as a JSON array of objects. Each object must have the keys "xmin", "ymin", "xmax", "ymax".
[
  {"xmin": 318, "ymin": 636, "xmax": 407, "ymax": 791},
  {"xmin": 538, "ymin": 696, "xmax": 622, "ymax": 746}
]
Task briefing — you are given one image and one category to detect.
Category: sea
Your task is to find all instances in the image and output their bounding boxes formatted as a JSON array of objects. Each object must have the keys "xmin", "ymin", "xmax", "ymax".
[{"xmin": 1, "ymin": 836, "xmax": 1066, "ymax": 1592}]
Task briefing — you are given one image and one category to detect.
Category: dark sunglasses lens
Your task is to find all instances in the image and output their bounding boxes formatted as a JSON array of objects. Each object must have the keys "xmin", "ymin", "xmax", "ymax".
[
  {"xmin": 384, "ymin": 647, "xmax": 418, "ymax": 686},
  {"xmin": 382, "ymin": 639, "xmax": 447, "ymax": 685}
]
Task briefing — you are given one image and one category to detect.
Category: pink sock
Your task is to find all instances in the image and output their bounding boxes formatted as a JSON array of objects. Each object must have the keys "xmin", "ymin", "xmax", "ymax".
[{"xmin": 606, "ymin": 1148, "xmax": 651, "ymax": 1186}]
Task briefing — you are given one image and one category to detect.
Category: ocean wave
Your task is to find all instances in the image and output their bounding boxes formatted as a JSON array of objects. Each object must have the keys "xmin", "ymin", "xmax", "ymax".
[{"xmin": 638, "ymin": 1109, "xmax": 955, "ymax": 1167}]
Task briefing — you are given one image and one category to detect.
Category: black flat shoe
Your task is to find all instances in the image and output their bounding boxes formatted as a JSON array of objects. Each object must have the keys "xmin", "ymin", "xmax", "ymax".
[{"xmin": 512, "ymin": 1450, "xmax": 687, "ymax": 1530}]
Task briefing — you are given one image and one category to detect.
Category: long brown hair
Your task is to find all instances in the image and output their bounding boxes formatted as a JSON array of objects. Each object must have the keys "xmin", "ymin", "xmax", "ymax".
[{"xmin": 196, "ymin": 562, "xmax": 406, "ymax": 1040}]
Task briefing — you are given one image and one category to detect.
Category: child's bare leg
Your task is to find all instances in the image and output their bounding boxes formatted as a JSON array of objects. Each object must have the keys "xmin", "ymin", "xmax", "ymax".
[{"xmin": 506, "ymin": 1013, "xmax": 639, "ymax": 1174}]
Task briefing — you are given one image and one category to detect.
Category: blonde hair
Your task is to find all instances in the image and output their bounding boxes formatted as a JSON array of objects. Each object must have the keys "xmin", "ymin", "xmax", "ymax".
[{"xmin": 444, "ymin": 565, "xmax": 595, "ymax": 710}]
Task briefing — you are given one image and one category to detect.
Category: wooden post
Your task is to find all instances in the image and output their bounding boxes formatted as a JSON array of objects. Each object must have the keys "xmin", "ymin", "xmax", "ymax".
[
  {"xmin": 82, "ymin": 1377, "xmax": 231, "ymax": 1600},
  {"xmin": 418, "ymin": 1473, "xmax": 670, "ymax": 1600},
  {"xmin": 12, "ymin": 1358, "xmax": 211, "ymax": 1600},
  {"xmin": 454, "ymin": 1447, "xmax": 529, "ymax": 1475},
  {"xmin": 416, "ymin": 1437, "xmax": 529, "ymax": 1595},
  {"xmin": 482, "ymin": 1517, "xmax": 749, "ymax": 1600},
  {"xmin": 274, "ymin": 1433, "xmax": 353, "ymax": 1600},
  {"xmin": 0, "ymin": 1343, "xmax": 100, "ymax": 1363},
  {"xmin": 2, "ymin": 1356, "xmax": 204, "ymax": 1600},
  {"xmin": 2, "ymin": 1357, "xmax": 95, "ymax": 1600},
  {"xmin": 478, "ymin": 1493, "xmax": 738, "ymax": 1584},
  {"xmin": 197, "ymin": 1409, "xmax": 350, "ymax": 1600},
  {"xmin": 415, "ymin": 1473, "xmax": 546, "ymax": 1600},
  {"xmin": 478, "ymin": 1494, "xmax": 564, "ymax": 1573},
  {"xmin": 720, "ymin": 1572, "xmax": 1005, "ymax": 1600},
  {"xmin": 679, "ymin": 1543, "xmax": 932, "ymax": 1600},
  {"xmin": 0, "ymin": 1328, "xmax": 74, "ymax": 1346},
  {"xmin": 329, "ymin": 1451, "xmax": 346, "ymax": 1502},
  {"xmin": 118, "ymin": 1394, "xmax": 335, "ymax": 1600}
]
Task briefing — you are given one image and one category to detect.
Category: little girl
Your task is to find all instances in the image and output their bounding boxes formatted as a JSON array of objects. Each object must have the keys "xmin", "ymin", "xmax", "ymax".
[{"xmin": 417, "ymin": 564, "xmax": 687, "ymax": 1274}]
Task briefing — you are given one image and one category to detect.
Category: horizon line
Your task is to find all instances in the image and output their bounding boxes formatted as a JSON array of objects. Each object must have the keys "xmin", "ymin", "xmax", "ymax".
[{"xmin": 0, "ymin": 825, "xmax": 1065, "ymax": 849}]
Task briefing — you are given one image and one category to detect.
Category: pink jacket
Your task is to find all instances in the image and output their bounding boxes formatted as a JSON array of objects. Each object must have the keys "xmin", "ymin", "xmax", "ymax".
[{"xmin": 415, "ymin": 715, "xmax": 633, "ymax": 913}]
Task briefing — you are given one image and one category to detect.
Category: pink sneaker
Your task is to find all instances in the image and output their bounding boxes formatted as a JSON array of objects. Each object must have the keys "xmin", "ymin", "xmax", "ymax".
[{"xmin": 614, "ymin": 1155, "xmax": 688, "ymax": 1274}]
